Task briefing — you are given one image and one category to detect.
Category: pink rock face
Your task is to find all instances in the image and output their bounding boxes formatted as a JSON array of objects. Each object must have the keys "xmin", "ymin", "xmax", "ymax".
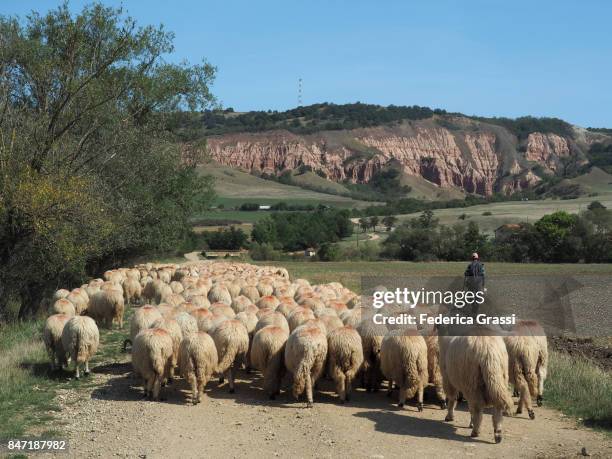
[
  {"xmin": 524, "ymin": 133, "xmax": 571, "ymax": 172},
  {"xmin": 204, "ymin": 124, "xmax": 581, "ymax": 196}
]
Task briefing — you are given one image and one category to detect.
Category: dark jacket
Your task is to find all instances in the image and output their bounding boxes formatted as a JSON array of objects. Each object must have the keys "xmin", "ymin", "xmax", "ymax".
[{"xmin": 464, "ymin": 260, "xmax": 485, "ymax": 289}]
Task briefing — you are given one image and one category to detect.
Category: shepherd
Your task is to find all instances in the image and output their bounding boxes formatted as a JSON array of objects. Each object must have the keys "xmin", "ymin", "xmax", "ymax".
[{"xmin": 464, "ymin": 252, "xmax": 486, "ymax": 316}]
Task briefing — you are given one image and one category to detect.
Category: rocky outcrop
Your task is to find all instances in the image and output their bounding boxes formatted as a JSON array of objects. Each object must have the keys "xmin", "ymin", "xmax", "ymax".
[
  {"xmin": 204, "ymin": 119, "xmax": 588, "ymax": 196},
  {"xmin": 524, "ymin": 133, "xmax": 571, "ymax": 172}
]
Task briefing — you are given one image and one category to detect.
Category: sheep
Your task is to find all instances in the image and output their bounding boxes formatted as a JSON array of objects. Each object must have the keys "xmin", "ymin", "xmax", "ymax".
[
  {"xmin": 66, "ymin": 289, "xmax": 88, "ymax": 315},
  {"xmin": 239, "ymin": 285, "xmax": 260, "ymax": 303},
  {"xmin": 169, "ymin": 281, "xmax": 184, "ymax": 294},
  {"xmin": 163, "ymin": 292, "xmax": 184, "ymax": 307},
  {"xmin": 43, "ymin": 314, "xmax": 71, "ymax": 370},
  {"xmin": 257, "ymin": 282, "xmax": 274, "ymax": 297},
  {"xmin": 174, "ymin": 312, "xmax": 198, "ymax": 337},
  {"xmin": 255, "ymin": 311, "xmax": 290, "ymax": 335},
  {"xmin": 251, "ymin": 326, "xmax": 289, "ymax": 399},
  {"xmin": 61, "ymin": 316, "xmax": 100, "ymax": 379},
  {"xmin": 257, "ymin": 295, "xmax": 280, "ymax": 310},
  {"xmin": 178, "ymin": 331, "xmax": 218, "ymax": 405},
  {"xmin": 123, "ymin": 277, "xmax": 142, "ymax": 305},
  {"xmin": 276, "ymin": 300, "xmax": 298, "ymax": 319},
  {"xmin": 326, "ymin": 300, "xmax": 348, "ymax": 316},
  {"xmin": 284, "ymin": 324, "xmax": 328, "ymax": 407},
  {"xmin": 356, "ymin": 319, "xmax": 386, "ymax": 392},
  {"xmin": 287, "ymin": 307, "xmax": 315, "ymax": 332},
  {"xmin": 319, "ymin": 314, "xmax": 344, "ymax": 335},
  {"xmin": 88, "ymin": 288, "xmax": 125, "ymax": 329},
  {"xmin": 236, "ymin": 311, "xmax": 259, "ymax": 335},
  {"xmin": 504, "ymin": 320, "xmax": 548, "ymax": 418},
  {"xmin": 231, "ymin": 295, "xmax": 253, "ymax": 314},
  {"xmin": 226, "ymin": 282, "xmax": 242, "ymax": 300},
  {"xmin": 187, "ymin": 294, "xmax": 211, "ymax": 309},
  {"xmin": 132, "ymin": 328, "xmax": 174, "ymax": 401},
  {"xmin": 151, "ymin": 317, "xmax": 183, "ymax": 378},
  {"xmin": 211, "ymin": 319, "xmax": 250, "ymax": 393},
  {"xmin": 380, "ymin": 329, "xmax": 428, "ymax": 411},
  {"xmin": 423, "ymin": 334, "xmax": 446, "ymax": 409},
  {"xmin": 327, "ymin": 326, "xmax": 364, "ymax": 403},
  {"xmin": 191, "ymin": 307, "xmax": 215, "ymax": 333},
  {"xmin": 208, "ymin": 284, "xmax": 232, "ymax": 306},
  {"xmin": 51, "ymin": 298, "xmax": 76, "ymax": 316},
  {"xmin": 440, "ymin": 334, "xmax": 514, "ymax": 443},
  {"xmin": 52, "ymin": 289, "xmax": 70, "ymax": 303},
  {"xmin": 210, "ymin": 302, "xmax": 236, "ymax": 319}
]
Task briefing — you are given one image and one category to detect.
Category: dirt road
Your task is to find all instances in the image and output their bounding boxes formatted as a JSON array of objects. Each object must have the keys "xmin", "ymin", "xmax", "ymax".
[{"xmin": 52, "ymin": 358, "xmax": 610, "ymax": 459}]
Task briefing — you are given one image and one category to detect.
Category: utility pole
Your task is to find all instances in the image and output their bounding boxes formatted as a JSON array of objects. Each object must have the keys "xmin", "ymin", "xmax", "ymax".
[{"xmin": 298, "ymin": 78, "xmax": 303, "ymax": 107}]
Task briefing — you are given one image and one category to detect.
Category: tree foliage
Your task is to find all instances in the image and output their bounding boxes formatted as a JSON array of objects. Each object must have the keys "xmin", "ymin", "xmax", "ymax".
[
  {"xmin": 0, "ymin": 3, "xmax": 216, "ymax": 318},
  {"xmin": 251, "ymin": 208, "xmax": 353, "ymax": 251}
]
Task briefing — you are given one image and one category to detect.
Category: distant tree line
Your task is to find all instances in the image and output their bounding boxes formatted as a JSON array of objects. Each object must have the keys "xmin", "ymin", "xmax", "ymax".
[
  {"xmin": 251, "ymin": 208, "xmax": 353, "ymax": 251},
  {"xmin": 381, "ymin": 204, "xmax": 612, "ymax": 263}
]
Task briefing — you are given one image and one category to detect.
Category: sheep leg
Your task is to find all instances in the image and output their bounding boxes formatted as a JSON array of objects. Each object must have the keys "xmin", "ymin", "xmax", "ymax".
[
  {"xmin": 416, "ymin": 382, "xmax": 424, "ymax": 412},
  {"xmin": 470, "ymin": 406, "xmax": 482, "ymax": 438},
  {"xmin": 75, "ymin": 363, "xmax": 81, "ymax": 379},
  {"xmin": 345, "ymin": 373, "xmax": 354, "ymax": 402},
  {"xmin": 145, "ymin": 378, "xmax": 154, "ymax": 400},
  {"xmin": 398, "ymin": 386, "xmax": 407, "ymax": 408},
  {"xmin": 333, "ymin": 368, "xmax": 346, "ymax": 402},
  {"xmin": 152, "ymin": 376, "xmax": 161, "ymax": 401},
  {"xmin": 305, "ymin": 372, "xmax": 314, "ymax": 408},
  {"xmin": 518, "ymin": 384, "xmax": 535, "ymax": 419},
  {"xmin": 537, "ymin": 366, "xmax": 547, "ymax": 407},
  {"xmin": 444, "ymin": 386, "xmax": 457, "ymax": 422},
  {"xmin": 386, "ymin": 379, "xmax": 394, "ymax": 397},
  {"xmin": 493, "ymin": 407, "xmax": 504, "ymax": 444},
  {"xmin": 189, "ymin": 375, "xmax": 198, "ymax": 405},
  {"xmin": 436, "ymin": 384, "xmax": 447, "ymax": 409},
  {"xmin": 228, "ymin": 367, "xmax": 235, "ymax": 393},
  {"xmin": 84, "ymin": 361, "xmax": 90, "ymax": 375}
]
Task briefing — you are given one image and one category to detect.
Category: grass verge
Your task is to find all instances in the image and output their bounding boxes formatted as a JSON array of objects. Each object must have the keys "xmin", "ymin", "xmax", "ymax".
[
  {"xmin": 546, "ymin": 351, "xmax": 612, "ymax": 432},
  {"xmin": 0, "ymin": 310, "xmax": 131, "ymax": 439}
]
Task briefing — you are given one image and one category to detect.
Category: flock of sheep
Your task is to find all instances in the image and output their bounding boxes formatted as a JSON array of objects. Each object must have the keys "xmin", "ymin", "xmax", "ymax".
[{"xmin": 42, "ymin": 261, "xmax": 548, "ymax": 443}]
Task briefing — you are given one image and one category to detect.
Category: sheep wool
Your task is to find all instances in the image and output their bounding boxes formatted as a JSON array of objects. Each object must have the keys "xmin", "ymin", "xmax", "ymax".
[
  {"xmin": 61, "ymin": 316, "xmax": 100, "ymax": 379},
  {"xmin": 327, "ymin": 326, "xmax": 364, "ymax": 402},
  {"xmin": 440, "ymin": 334, "xmax": 514, "ymax": 443},
  {"xmin": 212, "ymin": 319, "xmax": 249, "ymax": 393},
  {"xmin": 380, "ymin": 329, "xmax": 428, "ymax": 411},
  {"xmin": 284, "ymin": 324, "xmax": 328, "ymax": 407},
  {"xmin": 132, "ymin": 328, "xmax": 174, "ymax": 401},
  {"xmin": 251, "ymin": 326, "xmax": 289, "ymax": 399},
  {"xmin": 43, "ymin": 314, "xmax": 71, "ymax": 370},
  {"xmin": 178, "ymin": 331, "xmax": 218, "ymax": 405}
]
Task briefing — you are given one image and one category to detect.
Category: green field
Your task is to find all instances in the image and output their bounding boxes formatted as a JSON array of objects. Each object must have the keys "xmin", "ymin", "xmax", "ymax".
[
  {"xmin": 259, "ymin": 261, "xmax": 612, "ymax": 293},
  {"xmin": 396, "ymin": 194, "xmax": 612, "ymax": 234},
  {"xmin": 198, "ymin": 163, "xmax": 375, "ymax": 209}
]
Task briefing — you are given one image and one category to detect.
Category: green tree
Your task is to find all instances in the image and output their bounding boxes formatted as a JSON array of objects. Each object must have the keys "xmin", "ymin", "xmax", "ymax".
[
  {"xmin": 0, "ymin": 3, "xmax": 216, "ymax": 317},
  {"xmin": 359, "ymin": 217, "xmax": 369, "ymax": 233},
  {"xmin": 369, "ymin": 216, "xmax": 379, "ymax": 231},
  {"xmin": 382, "ymin": 215, "xmax": 397, "ymax": 231}
]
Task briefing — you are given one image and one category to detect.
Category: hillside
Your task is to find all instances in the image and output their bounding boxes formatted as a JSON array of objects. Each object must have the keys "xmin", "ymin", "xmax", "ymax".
[
  {"xmin": 198, "ymin": 163, "xmax": 376, "ymax": 208},
  {"xmin": 182, "ymin": 104, "xmax": 612, "ymax": 198}
]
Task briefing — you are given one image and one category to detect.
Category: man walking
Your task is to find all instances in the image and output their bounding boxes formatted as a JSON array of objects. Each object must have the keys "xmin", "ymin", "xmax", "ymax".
[{"xmin": 464, "ymin": 252, "xmax": 485, "ymax": 315}]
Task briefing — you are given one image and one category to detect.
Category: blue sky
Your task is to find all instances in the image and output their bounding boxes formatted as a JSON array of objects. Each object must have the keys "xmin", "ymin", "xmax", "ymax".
[{"xmin": 4, "ymin": 1, "xmax": 612, "ymax": 127}]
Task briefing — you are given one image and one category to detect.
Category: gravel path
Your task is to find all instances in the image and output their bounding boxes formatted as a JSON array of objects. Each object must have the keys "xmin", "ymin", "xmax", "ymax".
[{"xmin": 46, "ymin": 357, "xmax": 611, "ymax": 459}]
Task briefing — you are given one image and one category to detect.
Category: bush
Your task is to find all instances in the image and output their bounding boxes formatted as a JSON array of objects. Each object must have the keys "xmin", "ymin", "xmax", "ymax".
[
  {"xmin": 249, "ymin": 242, "xmax": 282, "ymax": 261},
  {"xmin": 239, "ymin": 203, "xmax": 260, "ymax": 211},
  {"xmin": 201, "ymin": 227, "xmax": 248, "ymax": 250}
]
